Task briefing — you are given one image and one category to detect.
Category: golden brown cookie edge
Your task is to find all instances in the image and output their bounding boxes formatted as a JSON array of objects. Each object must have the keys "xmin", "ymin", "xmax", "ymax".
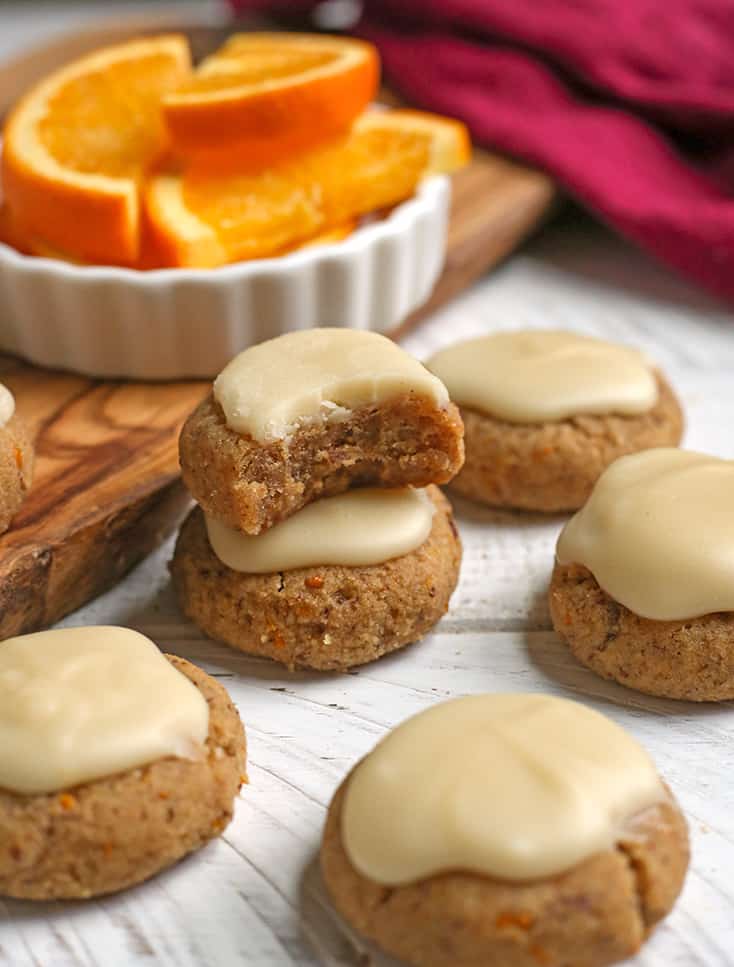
[
  {"xmin": 320, "ymin": 773, "xmax": 688, "ymax": 967},
  {"xmin": 450, "ymin": 372, "xmax": 683, "ymax": 512},
  {"xmin": 170, "ymin": 485, "xmax": 462, "ymax": 671},
  {"xmin": 550, "ymin": 561, "xmax": 734, "ymax": 701}
]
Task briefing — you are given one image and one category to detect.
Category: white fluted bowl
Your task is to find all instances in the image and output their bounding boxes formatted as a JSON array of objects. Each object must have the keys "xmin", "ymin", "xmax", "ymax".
[{"xmin": 0, "ymin": 175, "xmax": 449, "ymax": 380}]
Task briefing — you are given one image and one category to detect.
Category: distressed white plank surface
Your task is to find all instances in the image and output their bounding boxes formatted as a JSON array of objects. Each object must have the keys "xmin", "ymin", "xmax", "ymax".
[{"xmin": 2, "ymin": 209, "xmax": 734, "ymax": 967}]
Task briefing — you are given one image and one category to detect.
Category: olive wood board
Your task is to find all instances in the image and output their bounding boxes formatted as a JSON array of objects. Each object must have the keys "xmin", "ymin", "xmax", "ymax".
[
  {"xmin": 0, "ymin": 356, "xmax": 207, "ymax": 638},
  {"xmin": 0, "ymin": 19, "xmax": 556, "ymax": 637}
]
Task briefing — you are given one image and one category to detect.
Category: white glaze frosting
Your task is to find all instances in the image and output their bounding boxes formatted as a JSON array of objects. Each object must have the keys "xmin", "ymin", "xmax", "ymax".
[
  {"xmin": 206, "ymin": 487, "xmax": 435, "ymax": 573},
  {"xmin": 0, "ymin": 626, "xmax": 209, "ymax": 795},
  {"xmin": 427, "ymin": 330, "xmax": 657, "ymax": 423},
  {"xmin": 213, "ymin": 328, "xmax": 448, "ymax": 442},
  {"xmin": 0, "ymin": 383, "xmax": 16, "ymax": 427},
  {"xmin": 342, "ymin": 693, "xmax": 664, "ymax": 884},
  {"xmin": 557, "ymin": 448, "xmax": 734, "ymax": 620}
]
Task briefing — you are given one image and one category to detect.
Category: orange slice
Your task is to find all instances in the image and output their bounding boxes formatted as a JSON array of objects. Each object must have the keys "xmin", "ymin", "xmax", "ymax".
[
  {"xmin": 144, "ymin": 173, "xmax": 230, "ymax": 268},
  {"xmin": 0, "ymin": 206, "xmax": 33, "ymax": 254},
  {"xmin": 163, "ymin": 33, "xmax": 379, "ymax": 165},
  {"xmin": 0, "ymin": 202, "xmax": 169, "ymax": 270},
  {"xmin": 146, "ymin": 108, "xmax": 469, "ymax": 268},
  {"xmin": 2, "ymin": 35, "xmax": 191, "ymax": 265},
  {"xmin": 295, "ymin": 220, "xmax": 357, "ymax": 250},
  {"xmin": 356, "ymin": 110, "xmax": 471, "ymax": 173}
]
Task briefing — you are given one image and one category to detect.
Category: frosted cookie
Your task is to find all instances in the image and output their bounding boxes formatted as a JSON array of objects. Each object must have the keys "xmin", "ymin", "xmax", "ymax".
[
  {"xmin": 0, "ymin": 627, "xmax": 246, "ymax": 899},
  {"xmin": 427, "ymin": 330, "xmax": 682, "ymax": 512},
  {"xmin": 170, "ymin": 485, "xmax": 461, "ymax": 671},
  {"xmin": 551, "ymin": 448, "xmax": 734, "ymax": 701},
  {"xmin": 321, "ymin": 693, "xmax": 688, "ymax": 967},
  {"xmin": 0, "ymin": 383, "xmax": 34, "ymax": 533},
  {"xmin": 180, "ymin": 329, "xmax": 464, "ymax": 534}
]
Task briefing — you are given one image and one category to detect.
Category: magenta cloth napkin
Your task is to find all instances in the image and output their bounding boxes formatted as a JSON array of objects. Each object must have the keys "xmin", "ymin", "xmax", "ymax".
[{"xmin": 231, "ymin": 0, "xmax": 734, "ymax": 303}]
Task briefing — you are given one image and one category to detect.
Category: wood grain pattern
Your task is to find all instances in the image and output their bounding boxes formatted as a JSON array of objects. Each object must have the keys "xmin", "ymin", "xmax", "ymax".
[
  {"xmin": 0, "ymin": 356, "xmax": 207, "ymax": 638},
  {"xmin": 3, "ymin": 212, "xmax": 733, "ymax": 966}
]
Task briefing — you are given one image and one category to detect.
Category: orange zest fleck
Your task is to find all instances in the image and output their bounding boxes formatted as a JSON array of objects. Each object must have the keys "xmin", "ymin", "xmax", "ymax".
[
  {"xmin": 273, "ymin": 629, "xmax": 286, "ymax": 649},
  {"xmin": 58, "ymin": 792, "xmax": 77, "ymax": 811},
  {"xmin": 533, "ymin": 446, "xmax": 554, "ymax": 462},
  {"xmin": 530, "ymin": 945, "xmax": 553, "ymax": 966},
  {"xmin": 495, "ymin": 911, "xmax": 535, "ymax": 931},
  {"xmin": 305, "ymin": 575, "xmax": 324, "ymax": 589},
  {"xmin": 13, "ymin": 446, "xmax": 23, "ymax": 470}
]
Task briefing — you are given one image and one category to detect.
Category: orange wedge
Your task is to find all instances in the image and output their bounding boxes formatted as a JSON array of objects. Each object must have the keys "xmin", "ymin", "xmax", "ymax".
[
  {"xmin": 146, "ymin": 111, "xmax": 470, "ymax": 267},
  {"xmin": 0, "ymin": 202, "xmax": 170, "ymax": 270},
  {"xmin": 355, "ymin": 110, "xmax": 471, "ymax": 173},
  {"xmin": 2, "ymin": 35, "xmax": 191, "ymax": 265},
  {"xmin": 0, "ymin": 206, "xmax": 32, "ymax": 254},
  {"xmin": 163, "ymin": 33, "xmax": 379, "ymax": 165},
  {"xmin": 145, "ymin": 108, "xmax": 470, "ymax": 268},
  {"xmin": 295, "ymin": 220, "xmax": 357, "ymax": 249}
]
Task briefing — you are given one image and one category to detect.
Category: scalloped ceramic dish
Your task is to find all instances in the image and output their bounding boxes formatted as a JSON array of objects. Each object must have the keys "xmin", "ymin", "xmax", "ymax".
[{"xmin": 0, "ymin": 175, "xmax": 450, "ymax": 381}]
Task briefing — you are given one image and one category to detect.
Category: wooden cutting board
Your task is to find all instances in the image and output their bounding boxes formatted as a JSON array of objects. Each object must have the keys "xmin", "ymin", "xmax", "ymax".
[
  {"xmin": 0, "ymin": 20, "xmax": 556, "ymax": 637},
  {"xmin": 0, "ymin": 357, "xmax": 208, "ymax": 638}
]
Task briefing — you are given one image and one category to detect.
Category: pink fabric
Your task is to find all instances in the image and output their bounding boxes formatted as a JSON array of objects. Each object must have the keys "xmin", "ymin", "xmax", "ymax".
[{"xmin": 230, "ymin": 0, "xmax": 734, "ymax": 302}]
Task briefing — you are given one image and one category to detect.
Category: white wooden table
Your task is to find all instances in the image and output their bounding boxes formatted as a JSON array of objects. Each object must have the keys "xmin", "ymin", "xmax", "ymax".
[{"xmin": 1, "ymin": 207, "xmax": 733, "ymax": 965}]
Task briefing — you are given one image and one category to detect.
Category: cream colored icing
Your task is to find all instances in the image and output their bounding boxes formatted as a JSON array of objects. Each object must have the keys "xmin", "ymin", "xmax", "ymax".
[
  {"xmin": 0, "ymin": 626, "xmax": 209, "ymax": 795},
  {"xmin": 557, "ymin": 448, "xmax": 734, "ymax": 620},
  {"xmin": 427, "ymin": 329, "xmax": 657, "ymax": 423},
  {"xmin": 213, "ymin": 328, "xmax": 448, "ymax": 442},
  {"xmin": 206, "ymin": 487, "xmax": 434, "ymax": 573},
  {"xmin": 0, "ymin": 383, "xmax": 16, "ymax": 427},
  {"xmin": 342, "ymin": 693, "xmax": 664, "ymax": 885}
]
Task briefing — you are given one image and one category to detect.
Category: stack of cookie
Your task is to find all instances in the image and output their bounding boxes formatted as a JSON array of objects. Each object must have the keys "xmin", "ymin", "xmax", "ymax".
[{"xmin": 172, "ymin": 328, "xmax": 465, "ymax": 671}]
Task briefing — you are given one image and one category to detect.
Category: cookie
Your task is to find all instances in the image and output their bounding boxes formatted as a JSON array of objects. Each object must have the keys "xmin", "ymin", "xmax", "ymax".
[
  {"xmin": 427, "ymin": 330, "xmax": 682, "ymax": 512},
  {"xmin": 0, "ymin": 648, "xmax": 246, "ymax": 899},
  {"xmin": 180, "ymin": 329, "xmax": 463, "ymax": 534},
  {"xmin": 550, "ymin": 563, "xmax": 734, "ymax": 701},
  {"xmin": 322, "ymin": 784, "xmax": 687, "ymax": 967},
  {"xmin": 321, "ymin": 694, "xmax": 689, "ymax": 967},
  {"xmin": 170, "ymin": 485, "xmax": 461, "ymax": 671},
  {"xmin": 0, "ymin": 405, "xmax": 34, "ymax": 534},
  {"xmin": 550, "ymin": 448, "xmax": 734, "ymax": 701}
]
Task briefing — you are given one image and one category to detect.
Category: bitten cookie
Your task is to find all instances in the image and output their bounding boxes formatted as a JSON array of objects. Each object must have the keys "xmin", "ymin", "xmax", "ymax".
[
  {"xmin": 170, "ymin": 485, "xmax": 461, "ymax": 671},
  {"xmin": 0, "ymin": 383, "xmax": 34, "ymax": 533},
  {"xmin": 427, "ymin": 330, "xmax": 683, "ymax": 512},
  {"xmin": 321, "ymin": 694, "xmax": 689, "ymax": 967},
  {"xmin": 550, "ymin": 448, "xmax": 734, "ymax": 701},
  {"xmin": 0, "ymin": 627, "xmax": 246, "ymax": 900},
  {"xmin": 180, "ymin": 328, "xmax": 464, "ymax": 534}
]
